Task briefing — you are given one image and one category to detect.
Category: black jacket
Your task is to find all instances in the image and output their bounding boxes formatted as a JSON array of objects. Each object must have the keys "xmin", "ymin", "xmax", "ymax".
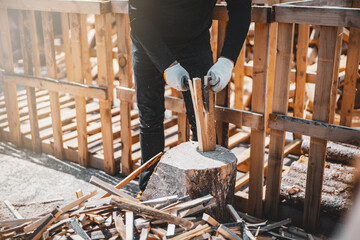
[{"xmin": 129, "ymin": 0, "xmax": 252, "ymax": 72}]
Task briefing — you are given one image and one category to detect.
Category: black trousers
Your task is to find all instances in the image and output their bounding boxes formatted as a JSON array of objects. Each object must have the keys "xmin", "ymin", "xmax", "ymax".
[{"xmin": 132, "ymin": 41, "xmax": 213, "ymax": 191}]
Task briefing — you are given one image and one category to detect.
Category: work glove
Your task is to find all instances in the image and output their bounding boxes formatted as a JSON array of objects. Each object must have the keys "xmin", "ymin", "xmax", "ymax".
[
  {"xmin": 164, "ymin": 63, "xmax": 190, "ymax": 91},
  {"xmin": 207, "ymin": 57, "xmax": 234, "ymax": 93}
]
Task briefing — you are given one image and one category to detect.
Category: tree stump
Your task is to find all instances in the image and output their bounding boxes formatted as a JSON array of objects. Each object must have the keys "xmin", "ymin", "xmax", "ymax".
[{"xmin": 141, "ymin": 141, "xmax": 237, "ymax": 222}]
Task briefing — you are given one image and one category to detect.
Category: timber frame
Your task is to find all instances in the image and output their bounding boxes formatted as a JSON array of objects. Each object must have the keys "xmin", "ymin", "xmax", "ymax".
[{"xmin": 0, "ymin": 0, "xmax": 359, "ymax": 233}]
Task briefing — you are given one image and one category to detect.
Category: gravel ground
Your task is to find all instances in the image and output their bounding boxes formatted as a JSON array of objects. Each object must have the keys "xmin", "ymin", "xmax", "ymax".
[{"xmin": 0, "ymin": 141, "xmax": 139, "ymax": 219}]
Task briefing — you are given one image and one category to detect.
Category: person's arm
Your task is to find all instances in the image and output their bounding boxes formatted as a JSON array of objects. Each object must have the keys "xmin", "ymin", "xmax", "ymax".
[
  {"xmin": 220, "ymin": 0, "xmax": 252, "ymax": 64},
  {"xmin": 208, "ymin": 0, "xmax": 251, "ymax": 92},
  {"xmin": 129, "ymin": 0, "xmax": 176, "ymax": 73}
]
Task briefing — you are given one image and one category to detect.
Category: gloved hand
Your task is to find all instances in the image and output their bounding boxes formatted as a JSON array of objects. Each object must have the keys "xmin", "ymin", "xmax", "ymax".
[
  {"xmin": 164, "ymin": 62, "xmax": 190, "ymax": 91},
  {"xmin": 207, "ymin": 57, "xmax": 234, "ymax": 93}
]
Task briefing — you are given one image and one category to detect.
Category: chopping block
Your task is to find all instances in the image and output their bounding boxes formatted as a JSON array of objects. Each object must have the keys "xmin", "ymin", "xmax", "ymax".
[{"xmin": 141, "ymin": 141, "xmax": 237, "ymax": 222}]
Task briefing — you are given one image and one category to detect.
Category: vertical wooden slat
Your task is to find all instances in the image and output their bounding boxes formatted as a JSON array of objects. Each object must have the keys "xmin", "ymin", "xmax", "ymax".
[
  {"xmin": 96, "ymin": 12, "xmax": 116, "ymax": 175},
  {"xmin": 177, "ymin": 113, "xmax": 188, "ymax": 144},
  {"xmin": 115, "ymin": 13, "xmax": 132, "ymax": 175},
  {"xmin": 266, "ymin": 22, "xmax": 278, "ymax": 132},
  {"xmin": 233, "ymin": 44, "xmax": 245, "ymax": 111},
  {"xmin": 340, "ymin": 27, "xmax": 360, "ymax": 126},
  {"xmin": 329, "ymin": 27, "xmax": 343, "ymax": 124},
  {"xmin": 69, "ymin": 13, "xmax": 88, "ymax": 166},
  {"xmin": 41, "ymin": 11, "xmax": 64, "ymax": 160},
  {"xmin": 61, "ymin": 13, "xmax": 74, "ymax": 82},
  {"xmin": 303, "ymin": 26, "xmax": 340, "ymax": 232},
  {"xmin": 215, "ymin": 20, "xmax": 229, "ymax": 148},
  {"xmin": 0, "ymin": 8, "xmax": 21, "ymax": 146},
  {"xmin": 248, "ymin": 22, "xmax": 270, "ymax": 218},
  {"xmin": 293, "ymin": 24, "xmax": 309, "ymax": 139},
  {"xmin": 80, "ymin": 14, "xmax": 93, "ymax": 86},
  {"xmin": 18, "ymin": 10, "xmax": 41, "ymax": 153},
  {"xmin": 264, "ymin": 23, "xmax": 294, "ymax": 220}
]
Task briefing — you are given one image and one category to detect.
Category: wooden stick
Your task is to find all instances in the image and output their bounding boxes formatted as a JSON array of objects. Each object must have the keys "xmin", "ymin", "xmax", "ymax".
[
  {"xmin": 90, "ymin": 176, "xmax": 137, "ymax": 201},
  {"xmin": 217, "ymin": 224, "xmax": 241, "ymax": 240},
  {"xmin": 3, "ymin": 200, "xmax": 23, "ymax": 219},
  {"xmin": 110, "ymin": 196, "xmax": 194, "ymax": 230},
  {"xmin": 114, "ymin": 212, "xmax": 126, "ymax": 239},
  {"xmin": 125, "ymin": 211, "xmax": 134, "ymax": 240},
  {"xmin": 101, "ymin": 152, "xmax": 163, "ymax": 198}
]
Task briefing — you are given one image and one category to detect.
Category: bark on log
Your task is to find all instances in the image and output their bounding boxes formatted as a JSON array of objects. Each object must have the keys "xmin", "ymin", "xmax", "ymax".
[
  {"xmin": 141, "ymin": 142, "xmax": 237, "ymax": 222},
  {"xmin": 301, "ymin": 140, "xmax": 360, "ymax": 165}
]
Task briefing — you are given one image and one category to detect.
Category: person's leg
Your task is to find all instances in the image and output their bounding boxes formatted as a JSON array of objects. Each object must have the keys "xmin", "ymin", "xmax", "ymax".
[
  {"xmin": 132, "ymin": 44, "xmax": 165, "ymax": 191},
  {"xmin": 176, "ymin": 49, "xmax": 214, "ymax": 141}
]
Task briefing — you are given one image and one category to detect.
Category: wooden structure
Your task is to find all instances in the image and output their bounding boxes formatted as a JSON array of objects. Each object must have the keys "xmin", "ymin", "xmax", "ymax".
[
  {"xmin": 265, "ymin": 0, "xmax": 360, "ymax": 232},
  {"xmin": 0, "ymin": 0, "xmax": 359, "ymax": 233}
]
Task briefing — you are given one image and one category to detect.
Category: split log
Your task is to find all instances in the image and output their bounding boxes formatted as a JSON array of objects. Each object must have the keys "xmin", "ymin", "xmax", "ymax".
[
  {"xmin": 141, "ymin": 141, "xmax": 237, "ymax": 222},
  {"xmin": 301, "ymin": 140, "xmax": 360, "ymax": 165}
]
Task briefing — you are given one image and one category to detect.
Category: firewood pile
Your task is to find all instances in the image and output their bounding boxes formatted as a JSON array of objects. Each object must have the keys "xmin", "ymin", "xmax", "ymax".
[{"xmin": 1, "ymin": 176, "xmax": 317, "ymax": 240}]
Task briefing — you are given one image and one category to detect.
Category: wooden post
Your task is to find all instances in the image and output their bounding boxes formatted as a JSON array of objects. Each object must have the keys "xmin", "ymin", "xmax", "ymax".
[
  {"xmin": 69, "ymin": 13, "xmax": 88, "ymax": 166},
  {"xmin": 265, "ymin": 23, "xmax": 294, "ymax": 220},
  {"xmin": 329, "ymin": 27, "xmax": 343, "ymax": 124},
  {"xmin": 340, "ymin": 27, "xmax": 360, "ymax": 126},
  {"xmin": 248, "ymin": 22, "xmax": 270, "ymax": 218},
  {"xmin": 95, "ymin": 12, "xmax": 116, "ymax": 175},
  {"xmin": 293, "ymin": 24, "xmax": 309, "ymax": 139},
  {"xmin": 266, "ymin": 22, "xmax": 278, "ymax": 132},
  {"xmin": 41, "ymin": 11, "xmax": 64, "ymax": 160},
  {"xmin": 18, "ymin": 10, "xmax": 41, "ymax": 153},
  {"xmin": 233, "ymin": 44, "xmax": 245, "ymax": 111},
  {"xmin": 61, "ymin": 13, "xmax": 74, "ymax": 82},
  {"xmin": 0, "ymin": 8, "xmax": 21, "ymax": 146},
  {"xmin": 303, "ymin": 26, "xmax": 340, "ymax": 232},
  {"xmin": 115, "ymin": 13, "xmax": 132, "ymax": 175},
  {"xmin": 80, "ymin": 14, "xmax": 93, "ymax": 86},
  {"xmin": 215, "ymin": 20, "xmax": 229, "ymax": 148}
]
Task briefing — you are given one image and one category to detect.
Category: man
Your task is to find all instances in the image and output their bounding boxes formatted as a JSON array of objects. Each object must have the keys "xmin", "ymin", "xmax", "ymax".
[{"xmin": 129, "ymin": 0, "xmax": 251, "ymax": 197}]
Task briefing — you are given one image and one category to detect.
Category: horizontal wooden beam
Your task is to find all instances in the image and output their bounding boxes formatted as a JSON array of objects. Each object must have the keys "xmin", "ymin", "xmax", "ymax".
[
  {"xmin": 2, "ymin": 72, "xmax": 108, "ymax": 100},
  {"xmin": 0, "ymin": 0, "xmax": 111, "ymax": 14},
  {"xmin": 117, "ymin": 87, "xmax": 264, "ymax": 130},
  {"xmin": 111, "ymin": 0, "xmax": 129, "ymax": 14},
  {"xmin": 274, "ymin": 5, "xmax": 360, "ymax": 28},
  {"xmin": 212, "ymin": 4, "xmax": 272, "ymax": 23},
  {"xmin": 269, "ymin": 113, "xmax": 360, "ymax": 146}
]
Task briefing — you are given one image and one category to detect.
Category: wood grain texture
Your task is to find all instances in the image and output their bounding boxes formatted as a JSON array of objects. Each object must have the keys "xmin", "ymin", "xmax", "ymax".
[
  {"xmin": 265, "ymin": 23, "xmax": 294, "ymax": 220},
  {"xmin": 70, "ymin": 13, "xmax": 88, "ymax": 166},
  {"xmin": 248, "ymin": 22, "xmax": 270, "ymax": 218},
  {"xmin": 41, "ymin": 11, "xmax": 64, "ymax": 160},
  {"xmin": 303, "ymin": 26, "xmax": 339, "ymax": 232},
  {"xmin": 0, "ymin": 8, "xmax": 21, "ymax": 146}
]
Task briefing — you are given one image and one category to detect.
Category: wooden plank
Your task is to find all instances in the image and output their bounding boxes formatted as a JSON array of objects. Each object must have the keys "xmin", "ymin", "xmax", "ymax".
[
  {"xmin": 269, "ymin": 114, "xmax": 360, "ymax": 146},
  {"xmin": 217, "ymin": 224, "xmax": 241, "ymax": 240},
  {"xmin": 293, "ymin": 24, "xmax": 309, "ymax": 138},
  {"xmin": 41, "ymin": 11, "xmax": 64, "ymax": 160},
  {"xmin": 340, "ymin": 27, "xmax": 360, "ymax": 126},
  {"xmin": 3, "ymin": 200, "xmax": 23, "ymax": 219},
  {"xmin": 303, "ymin": 26, "xmax": 339, "ymax": 232},
  {"xmin": 18, "ymin": 10, "xmax": 41, "ymax": 153},
  {"xmin": 264, "ymin": 23, "xmax": 294, "ymax": 220},
  {"xmin": 329, "ymin": 27, "xmax": 343, "ymax": 124},
  {"xmin": 212, "ymin": 5, "xmax": 272, "ymax": 24},
  {"xmin": 70, "ymin": 13, "xmax": 88, "ymax": 166},
  {"xmin": 248, "ymin": 22, "xmax": 270, "ymax": 218},
  {"xmin": 125, "ymin": 211, "xmax": 134, "ymax": 240},
  {"xmin": 111, "ymin": 0, "xmax": 128, "ymax": 14},
  {"xmin": 274, "ymin": 5, "xmax": 360, "ymax": 28},
  {"xmin": 234, "ymin": 44, "xmax": 245, "ymax": 111},
  {"xmin": 266, "ymin": 22, "xmax": 277, "ymax": 132},
  {"xmin": 0, "ymin": 8, "xmax": 21, "ymax": 146},
  {"xmin": 0, "ymin": 0, "xmax": 111, "ymax": 14},
  {"xmin": 177, "ymin": 113, "xmax": 188, "ymax": 143},
  {"xmin": 61, "ymin": 13, "xmax": 74, "ymax": 82},
  {"xmin": 102, "ymin": 152, "xmax": 163, "ymax": 198},
  {"xmin": 2, "ymin": 73, "xmax": 108, "ymax": 99},
  {"xmin": 95, "ymin": 12, "xmax": 116, "ymax": 175},
  {"xmin": 110, "ymin": 196, "xmax": 194, "ymax": 229},
  {"xmin": 80, "ymin": 14, "xmax": 92, "ymax": 86},
  {"xmin": 90, "ymin": 176, "xmax": 137, "ymax": 201}
]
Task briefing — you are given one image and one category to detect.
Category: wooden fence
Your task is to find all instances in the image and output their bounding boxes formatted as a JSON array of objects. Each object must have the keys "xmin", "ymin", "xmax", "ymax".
[{"xmin": 0, "ymin": 0, "xmax": 359, "ymax": 231}]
